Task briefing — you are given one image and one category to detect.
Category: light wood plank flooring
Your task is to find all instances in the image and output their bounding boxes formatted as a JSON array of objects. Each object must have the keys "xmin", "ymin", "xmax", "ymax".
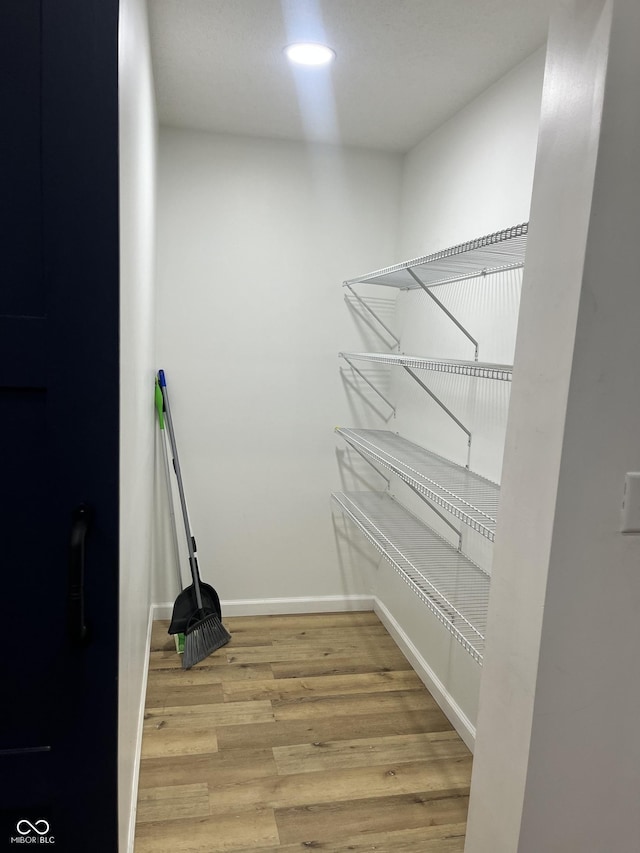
[{"xmin": 135, "ymin": 612, "xmax": 471, "ymax": 852}]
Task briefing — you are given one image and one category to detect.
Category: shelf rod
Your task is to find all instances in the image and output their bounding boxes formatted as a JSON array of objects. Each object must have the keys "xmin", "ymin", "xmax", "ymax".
[
  {"xmin": 345, "ymin": 285, "xmax": 400, "ymax": 348},
  {"xmin": 341, "ymin": 355, "xmax": 396, "ymax": 414},
  {"xmin": 406, "ymin": 267, "xmax": 479, "ymax": 361},
  {"xmin": 402, "ymin": 366, "xmax": 472, "ymax": 468}
]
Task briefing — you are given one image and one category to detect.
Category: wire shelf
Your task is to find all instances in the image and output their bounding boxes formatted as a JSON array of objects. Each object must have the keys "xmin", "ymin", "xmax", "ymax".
[
  {"xmin": 339, "ymin": 351, "xmax": 513, "ymax": 381},
  {"xmin": 332, "ymin": 491, "xmax": 489, "ymax": 663},
  {"xmin": 336, "ymin": 428, "xmax": 500, "ymax": 541},
  {"xmin": 344, "ymin": 223, "xmax": 527, "ymax": 290}
]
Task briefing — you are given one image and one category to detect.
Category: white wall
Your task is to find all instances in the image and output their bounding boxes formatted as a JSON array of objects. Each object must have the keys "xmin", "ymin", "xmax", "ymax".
[
  {"xmin": 398, "ymin": 50, "xmax": 545, "ymax": 260},
  {"xmin": 370, "ymin": 50, "xmax": 546, "ymax": 737},
  {"xmin": 118, "ymin": 0, "xmax": 157, "ymax": 848},
  {"xmin": 467, "ymin": 1, "xmax": 640, "ymax": 849},
  {"xmin": 155, "ymin": 129, "xmax": 402, "ymax": 608}
]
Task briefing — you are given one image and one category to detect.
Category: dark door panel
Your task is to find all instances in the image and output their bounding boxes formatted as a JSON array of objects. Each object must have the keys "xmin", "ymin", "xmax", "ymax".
[
  {"xmin": 0, "ymin": 1, "xmax": 44, "ymax": 316},
  {"xmin": 0, "ymin": 1, "xmax": 120, "ymax": 850}
]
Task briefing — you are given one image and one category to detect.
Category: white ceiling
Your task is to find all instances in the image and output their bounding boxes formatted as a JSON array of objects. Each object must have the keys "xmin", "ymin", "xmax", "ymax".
[{"xmin": 148, "ymin": 0, "xmax": 554, "ymax": 153}]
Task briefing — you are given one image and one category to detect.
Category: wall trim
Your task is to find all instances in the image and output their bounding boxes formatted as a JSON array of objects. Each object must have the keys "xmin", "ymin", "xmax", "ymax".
[
  {"xmin": 373, "ymin": 597, "xmax": 476, "ymax": 751},
  {"xmin": 127, "ymin": 604, "xmax": 154, "ymax": 853},
  {"xmin": 153, "ymin": 594, "xmax": 375, "ymax": 620},
  {"xmin": 152, "ymin": 602, "xmax": 174, "ymax": 620}
]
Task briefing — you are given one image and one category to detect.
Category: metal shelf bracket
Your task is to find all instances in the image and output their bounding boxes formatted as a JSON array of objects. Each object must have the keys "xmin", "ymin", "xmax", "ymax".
[
  {"xmin": 402, "ymin": 480, "xmax": 463, "ymax": 552},
  {"xmin": 344, "ymin": 284, "xmax": 400, "ymax": 349},
  {"xmin": 342, "ymin": 439, "xmax": 392, "ymax": 489},
  {"xmin": 406, "ymin": 267, "xmax": 479, "ymax": 361},
  {"xmin": 402, "ymin": 366, "xmax": 472, "ymax": 468},
  {"xmin": 340, "ymin": 354, "xmax": 396, "ymax": 415}
]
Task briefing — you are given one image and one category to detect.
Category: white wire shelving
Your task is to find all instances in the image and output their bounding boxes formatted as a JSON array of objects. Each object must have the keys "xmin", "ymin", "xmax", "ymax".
[
  {"xmin": 336, "ymin": 428, "xmax": 500, "ymax": 541},
  {"xmin": 332, "ymin": 491, "xmax": 489, "ymax": 663},
  {"xmin": 344, "ymin": 223, "xmax": 528, "ymax": 291},
  {"xmin": 334, "ymin": 226, "xmax": 524, "ymax": 663},
  {"xmin": 339, "ymin": 351, "xmax": 513, "ymax": 381},
  {"xmin": 342, "ymin": 223, "xmax": 527, "ymax": 358}
]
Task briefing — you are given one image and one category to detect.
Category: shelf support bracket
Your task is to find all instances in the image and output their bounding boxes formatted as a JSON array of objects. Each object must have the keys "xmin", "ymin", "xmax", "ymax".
[
  {"xmin": 406, "ymin": 267, "xmax": 479, "ymax": 361},
  {"xmin": 341, "ymin": 354, "xmax": 396, "ymax": 415},
  {"xmin": 340, "ymin": 438, "xmax": 392, "ymax": 489},
  {"xmin": 404, "ymin": 480, "xmax": 463, "ymax": 552},
  {"xmin": 345, "ymin": 285, "xmax": 400, "ymax": 349},
  {"xmin": 403, "ymin": 366, "xmax": 472, "ymax": 468}
]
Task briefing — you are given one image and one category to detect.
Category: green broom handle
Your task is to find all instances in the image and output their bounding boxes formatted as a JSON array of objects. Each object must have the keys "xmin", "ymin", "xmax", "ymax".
[{"xmin": 157, "ymin": 370, "xmax": 204, "ymax": 612}]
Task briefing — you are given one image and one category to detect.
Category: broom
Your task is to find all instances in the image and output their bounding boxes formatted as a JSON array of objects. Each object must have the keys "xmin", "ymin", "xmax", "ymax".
[
  {"xmin": 157, "ymin": 369, "xmax": 231, "ymax": 668},
  {"xmin": 155, "ymin": 377, "xmax": 186, "ymax": 653}
]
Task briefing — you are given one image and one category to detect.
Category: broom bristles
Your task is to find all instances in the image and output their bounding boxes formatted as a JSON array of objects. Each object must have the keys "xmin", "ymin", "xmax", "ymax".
[{"xmin": 182, "ymin": 611, "xmax": 231, "ymax": 669}]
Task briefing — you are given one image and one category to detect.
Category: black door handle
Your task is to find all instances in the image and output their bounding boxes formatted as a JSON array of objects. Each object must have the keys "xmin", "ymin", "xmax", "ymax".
[{"xmin": 68, "ymin": 504, "xmax": 92, "ymax": 647}]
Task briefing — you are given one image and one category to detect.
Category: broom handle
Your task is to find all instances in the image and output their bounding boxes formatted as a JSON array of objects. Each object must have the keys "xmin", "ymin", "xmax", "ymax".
[
  {"xmin": 155, "ymin": 377, "xmax": 184, "ymax": 593},
  {"xmin": 160, "ymin": 413, "xmax": 184, "ymax": 592},
  {"xmin": 158, "ymin": 370, "xmax": 204, "ymax": 612}
]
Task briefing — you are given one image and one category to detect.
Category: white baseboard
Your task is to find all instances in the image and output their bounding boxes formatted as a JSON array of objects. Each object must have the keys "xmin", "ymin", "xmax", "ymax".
[
  {"xmin": 127, "ymin": 605, "xmax": 154, "ymax": 853},
  {"xmin": 152, "ymin": 601, "xmax": 174, "ymax": 620},
  {"xmin": 221, "ymin": 594, "xmax": 375, "ymax": 616},
  {"xmin": 373, "ymin": 597, "xmax": 476, "ymax": 752},
  {"xmin": 152, "ymin": 594, "xmax": 375, "ymax": 620}
]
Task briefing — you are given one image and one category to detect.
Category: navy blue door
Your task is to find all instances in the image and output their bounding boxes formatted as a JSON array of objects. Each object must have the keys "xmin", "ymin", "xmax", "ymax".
[{"xmin": 0, "ymin": 1, "xmax": 120, "ymax": 849}]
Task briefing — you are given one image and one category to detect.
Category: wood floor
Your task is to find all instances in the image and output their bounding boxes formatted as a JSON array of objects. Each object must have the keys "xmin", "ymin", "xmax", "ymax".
[{"xmin": 134, "ymin": 611, "xmax": 471, "ymax": 853}]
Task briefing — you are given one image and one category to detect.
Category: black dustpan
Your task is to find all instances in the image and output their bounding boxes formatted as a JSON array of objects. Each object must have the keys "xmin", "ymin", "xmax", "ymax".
[{"xmin": 168, "ymin": 578, "xmax": 221, "ymax": 635}]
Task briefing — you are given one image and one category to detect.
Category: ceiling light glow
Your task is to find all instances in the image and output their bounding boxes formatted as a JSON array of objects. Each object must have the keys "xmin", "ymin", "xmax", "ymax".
[{"xmin": 285, "ymin": 43, "xmax": 335, "ymax": 67}]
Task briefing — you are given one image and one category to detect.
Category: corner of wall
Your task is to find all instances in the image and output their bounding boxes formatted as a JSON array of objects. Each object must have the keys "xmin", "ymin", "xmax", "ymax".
[{"xmin": 118, "ymin": 0, "xmax": 158, "ymax": 848}]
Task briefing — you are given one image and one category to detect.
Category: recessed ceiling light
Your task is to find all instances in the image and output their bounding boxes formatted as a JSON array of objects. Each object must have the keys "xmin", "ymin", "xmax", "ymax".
[{"xmin": 284, "ymin": 43, "xmax": 336, "ymax": 67}]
